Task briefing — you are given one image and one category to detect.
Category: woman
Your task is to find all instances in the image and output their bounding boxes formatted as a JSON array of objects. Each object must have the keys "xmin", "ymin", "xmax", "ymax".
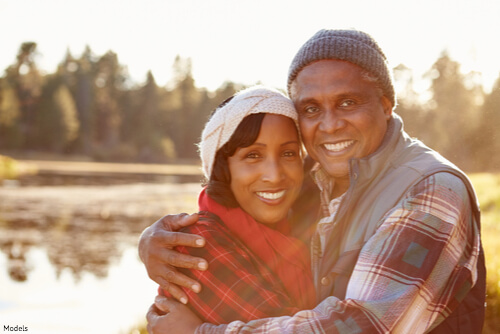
[{"xmin": 152, "ymin": 86, "xmax": 315, "ymax": 331}]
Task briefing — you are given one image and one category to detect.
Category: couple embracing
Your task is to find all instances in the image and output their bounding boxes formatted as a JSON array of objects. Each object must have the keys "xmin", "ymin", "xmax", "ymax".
[{"xmin": 140, "ymin": 29, "xmax": 486, "ymax": 334}]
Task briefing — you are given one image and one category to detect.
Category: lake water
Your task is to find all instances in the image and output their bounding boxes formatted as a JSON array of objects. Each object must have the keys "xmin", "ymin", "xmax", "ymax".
[{"xmin": 0, "ymin": 175, "xmax": 201, "ymax": 333}]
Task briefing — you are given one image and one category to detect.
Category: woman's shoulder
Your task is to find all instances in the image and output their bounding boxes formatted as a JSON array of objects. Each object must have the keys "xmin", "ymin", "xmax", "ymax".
[
  {"xmin": 179, "ymin": 211, "xmax": 232, "ymax": 240},
  {"xmin": 176, "ymin": 211, "xmax": 254, "ymax": 264}
]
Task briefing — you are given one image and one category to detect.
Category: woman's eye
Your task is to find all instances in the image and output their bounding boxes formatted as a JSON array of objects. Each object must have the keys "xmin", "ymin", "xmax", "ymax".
[
  {"xmin": 283, "ymin": 150, "xmax": 297, "ymax": 157},
  {"xmin": 245, "ymin": 152, "xmax": 260, "ymax": 159}
]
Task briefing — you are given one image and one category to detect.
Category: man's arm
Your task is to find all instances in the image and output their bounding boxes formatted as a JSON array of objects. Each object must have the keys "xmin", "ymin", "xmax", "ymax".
[
  {"xmin": 147, "ymin": 295, "xmax": 202, "ymax": 334},
  {"xmin": 139, "ymin": 213, "xmax": 209, "ymax": 303},
  {"xmin": 196, "ymin": 173, "xmax": 481, "ymax": 333},
  {"xmin": 146, "ymin": 219, "xmax": 306, "ymax": 334},
  {"xmin": 170, "ymin": 222, "xmax": 302, "ymax": 324}
]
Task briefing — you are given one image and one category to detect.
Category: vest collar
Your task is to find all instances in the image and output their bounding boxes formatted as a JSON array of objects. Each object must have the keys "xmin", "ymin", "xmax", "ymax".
[{"xmin": 313, "ymin": 113, "xmax": 406, "ymax": 198}]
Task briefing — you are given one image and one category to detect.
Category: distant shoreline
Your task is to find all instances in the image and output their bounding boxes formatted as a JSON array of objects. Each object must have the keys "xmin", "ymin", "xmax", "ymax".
[{"xmin": 16, "ymin": 159, "xmax": 203, "ymax": 177}]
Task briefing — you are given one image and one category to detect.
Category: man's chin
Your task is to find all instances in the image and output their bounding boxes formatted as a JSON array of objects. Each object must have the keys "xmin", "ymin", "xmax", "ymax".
[{"xmin": 319, "ymin": 160, "xmax": 350, "ymax": 180}]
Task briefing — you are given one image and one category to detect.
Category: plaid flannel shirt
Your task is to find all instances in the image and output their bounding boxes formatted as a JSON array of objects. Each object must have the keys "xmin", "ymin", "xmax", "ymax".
[
  {"xmin": 173, "ymin": 214, "xmax": 302, "ymax": 325},
  {"xmin": 197, "ymin": 172, "xmax": 481, "ymax": 333}
]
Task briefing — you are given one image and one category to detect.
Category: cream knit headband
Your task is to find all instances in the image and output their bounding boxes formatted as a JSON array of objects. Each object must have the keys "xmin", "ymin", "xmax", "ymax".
[{"xmin": 199, "ymin": 85, "xmax": 299, "ymax": 179}]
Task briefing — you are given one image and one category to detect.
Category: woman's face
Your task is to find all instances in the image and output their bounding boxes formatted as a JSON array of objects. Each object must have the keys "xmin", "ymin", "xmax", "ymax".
[{"xmin": 228, "ymin": 114, "xmax": 304, "ymax": 225}]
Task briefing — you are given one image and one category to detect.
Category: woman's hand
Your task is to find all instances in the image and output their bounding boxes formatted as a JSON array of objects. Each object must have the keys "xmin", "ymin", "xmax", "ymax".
[
  {"xmin": 138, "ymin": 213, "xmax": 209, "ymax": 303},
  {"xmin": 146, "ymin": 295, "xmax": 203, "ymax": 334}
]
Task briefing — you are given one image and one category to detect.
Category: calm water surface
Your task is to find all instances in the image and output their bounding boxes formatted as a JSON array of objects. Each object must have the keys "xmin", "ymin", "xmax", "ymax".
[{"xmin": 0, "ymin": 175, "xmax": 200, "ymax": 333}]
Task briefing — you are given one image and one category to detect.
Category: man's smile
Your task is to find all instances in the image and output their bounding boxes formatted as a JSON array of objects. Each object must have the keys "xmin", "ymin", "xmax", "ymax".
[{"xmin": 323, "ymin": 140, "xmax": 355, "ymax": 153}]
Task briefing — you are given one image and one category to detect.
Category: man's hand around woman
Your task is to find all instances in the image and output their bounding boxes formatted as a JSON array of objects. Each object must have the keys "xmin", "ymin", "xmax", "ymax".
[
  {"xmin": 147, "ymin": 295, "xmax": 202, "ymax": 334},
  {"xmin": 138, "ymin": 213, "xmax": 208, "ymax": 303}
]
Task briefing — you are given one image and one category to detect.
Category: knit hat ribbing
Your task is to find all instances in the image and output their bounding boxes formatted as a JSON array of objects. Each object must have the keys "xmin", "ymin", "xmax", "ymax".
[
  {"xmin": 287, "ymin": 29, "xmax": 396, "ymax": 107},
  {"xmin": 199, "ymin": 85, "xmax": 298, "ymax": 179}
]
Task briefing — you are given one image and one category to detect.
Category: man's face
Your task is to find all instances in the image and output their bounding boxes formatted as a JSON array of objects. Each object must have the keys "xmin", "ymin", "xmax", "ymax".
[{"xmin": 291, "ymin": 60, "xmax": 393, "ymax": 191}]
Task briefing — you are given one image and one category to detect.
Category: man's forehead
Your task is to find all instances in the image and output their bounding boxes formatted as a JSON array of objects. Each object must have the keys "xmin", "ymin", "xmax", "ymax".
[
  {"xmin": 298, "ymin": 59, "xmax": 364, "ymax": 77},
  {"xmin": 290, "ymin": 60, "xmax": 366, "ymax": 99}
]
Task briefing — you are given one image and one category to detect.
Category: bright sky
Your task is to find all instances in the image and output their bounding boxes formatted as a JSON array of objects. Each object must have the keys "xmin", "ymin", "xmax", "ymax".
[{"xmin": 1, "ymin": 0, "xmax": 500, "ymax": 94}]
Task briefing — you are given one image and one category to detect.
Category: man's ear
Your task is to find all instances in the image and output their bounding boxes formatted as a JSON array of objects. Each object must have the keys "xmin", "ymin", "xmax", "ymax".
[{"xmin": 381, "ymin": 96, "xmax": 393, "ymax": 120}]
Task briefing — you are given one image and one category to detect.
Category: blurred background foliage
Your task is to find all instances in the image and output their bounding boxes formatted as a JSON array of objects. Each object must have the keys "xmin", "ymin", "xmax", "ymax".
[
  {"xmin": 0, "ymin": 42, "xmax": 244, "ymax": 163},
  {"xmin": 0, "ymin": 42, "xmax": 499, "ymax": 171}
]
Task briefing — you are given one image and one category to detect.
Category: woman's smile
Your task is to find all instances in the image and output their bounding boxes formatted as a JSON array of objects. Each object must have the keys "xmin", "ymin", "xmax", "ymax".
[{"xmin": 256, "ymin": 190, "xmax": 286, "ymax": 201}]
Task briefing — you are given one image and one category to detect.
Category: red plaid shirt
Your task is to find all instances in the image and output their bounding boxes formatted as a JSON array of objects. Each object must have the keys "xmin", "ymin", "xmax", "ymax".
[{"xmin": 167, "ymin": 213, "xmax": 303, "ymax": 324}]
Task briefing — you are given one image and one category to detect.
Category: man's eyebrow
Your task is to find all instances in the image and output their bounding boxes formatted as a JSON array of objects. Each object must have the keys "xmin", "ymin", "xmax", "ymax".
[
  {"xmin": 297, "ymin": 91, "xmax": 365, "ymax": 103},
  {"xmin": 295, "ymin": 96, "xmax": 317, "ymax": 104}
]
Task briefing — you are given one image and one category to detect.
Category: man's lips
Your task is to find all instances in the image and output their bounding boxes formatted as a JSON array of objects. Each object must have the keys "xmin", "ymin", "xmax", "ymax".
[{"xmin": 323, "ymin": 140, "xmax": 355, "ymax": 152}]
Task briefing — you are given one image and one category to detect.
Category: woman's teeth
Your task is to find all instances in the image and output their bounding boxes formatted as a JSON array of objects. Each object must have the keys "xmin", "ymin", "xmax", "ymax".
[{"xmin": 256, "ymin": 190, "xmax": 285, "ymax": 200}]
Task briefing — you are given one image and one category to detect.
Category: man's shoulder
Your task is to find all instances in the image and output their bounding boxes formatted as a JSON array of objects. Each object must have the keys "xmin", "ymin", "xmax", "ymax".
[
  {"xmin": 421, "ymin": 172, "xmax": 470, "ymax": 199},
  {"xmin": 407, "ymin": 172, "xmax": 473, "ymax": 214}
]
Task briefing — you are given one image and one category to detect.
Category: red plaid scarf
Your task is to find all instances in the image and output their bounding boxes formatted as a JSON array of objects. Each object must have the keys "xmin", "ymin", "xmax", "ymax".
[{"xmin": 198, "ymin": 188, "xmax": 316, "ymax": 309}]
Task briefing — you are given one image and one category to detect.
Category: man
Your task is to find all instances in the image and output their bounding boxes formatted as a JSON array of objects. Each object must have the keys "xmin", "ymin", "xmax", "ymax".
[{"xmin": 141, "ymin": 29, "xmax": 486, "ymax": 333}]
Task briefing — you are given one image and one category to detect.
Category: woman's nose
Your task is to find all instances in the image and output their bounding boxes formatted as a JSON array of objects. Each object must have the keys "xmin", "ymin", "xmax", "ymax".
[{"xmin": 261, "ymin": 157, "xmax": 284, "ymax": 183}]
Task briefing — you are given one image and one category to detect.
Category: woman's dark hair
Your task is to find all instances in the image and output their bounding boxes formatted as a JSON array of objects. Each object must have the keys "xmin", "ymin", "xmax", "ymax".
[{"xmin": 205, "ymin": 112, "xmax": 266, "ymax": 208}]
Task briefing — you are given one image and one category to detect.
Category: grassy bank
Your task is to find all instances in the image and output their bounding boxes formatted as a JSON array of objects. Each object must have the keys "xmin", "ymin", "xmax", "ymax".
[
  {"xmin": 470, "ymin": 173, "xmax": 500, "ymax": 334},
  {"xmin": 0, "ymin": 155, "xmax": 20, "ymax": 180},
  {"xmin": 0, "ymin": 154, "xmax": 38, "ymax": 180}
]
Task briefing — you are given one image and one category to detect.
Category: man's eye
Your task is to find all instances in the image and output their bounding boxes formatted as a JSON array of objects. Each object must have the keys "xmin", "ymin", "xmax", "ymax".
[
  {"xmin": 339, "ymin": 99, "xmax": 356, "ymax": 107},
  {"xmin": 304, "ymin": 106, "xmax": 320, "ymax": 114}
]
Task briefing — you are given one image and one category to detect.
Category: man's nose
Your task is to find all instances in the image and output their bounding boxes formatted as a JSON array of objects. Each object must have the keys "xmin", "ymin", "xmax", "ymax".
[{"xmin": 319, "ymin": 110, "xmax": 347, "ymax": 133}]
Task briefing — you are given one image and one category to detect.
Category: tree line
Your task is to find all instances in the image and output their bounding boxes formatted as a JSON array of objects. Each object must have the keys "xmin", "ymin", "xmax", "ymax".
[
  {"xmin": 0, "ymin": 42, "xmax": 499, "ymax": 171},
  {"xmin": 0, "ymin": 42, "xmax": 242, "ymax": 163}
]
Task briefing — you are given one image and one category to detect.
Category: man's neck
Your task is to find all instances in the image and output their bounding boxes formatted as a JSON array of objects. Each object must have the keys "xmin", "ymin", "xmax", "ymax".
[{"xmin": 331, "ymin": 178, "xmax": 349, "ymax": 199}]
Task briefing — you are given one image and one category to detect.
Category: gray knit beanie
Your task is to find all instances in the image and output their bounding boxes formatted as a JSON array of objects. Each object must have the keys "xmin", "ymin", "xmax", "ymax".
[{"xmin": 287, "ymin": 29, "xmax": 396, "ymax": 107}]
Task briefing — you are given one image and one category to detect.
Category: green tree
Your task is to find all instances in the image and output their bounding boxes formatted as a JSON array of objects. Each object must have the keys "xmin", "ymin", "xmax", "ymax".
[
  {"xmin": 476, "ymin": 74, "xmax": 500, "ymax": 171},
  {"xmin": 35, "ymin": 73, "xmax": 80, "ymax": 152},
  {"xmin": 127, "ymin": 71, "xmax": 173, "ymax": 162},
  {"xmin": 426, "ymin": 51, "xmax": 482, "ymax": 170},
  {"xmin": 212, "ymin": 81, "xmax": 241, "ymax": 110},
  {"xmin": 93, "ymin": 51, "xmax": 127, "ymax": 151},
  {"xmin": 392, "ymin": 64, "xmax": 428, "ymax": 140},
  {"xmin": 0, "ymin": 78, "xmax": 23, "ymax": 148},
  {"xmin": 168, "ymin": 56, "xmax": 201, "ymax": 159},
  {"xmin": 4, "ymin": 42, "xmax": 44, "ymax": 148},
  {"xmin": 72, "ymin": 46, "xmax": 97, "ymax": 154}
]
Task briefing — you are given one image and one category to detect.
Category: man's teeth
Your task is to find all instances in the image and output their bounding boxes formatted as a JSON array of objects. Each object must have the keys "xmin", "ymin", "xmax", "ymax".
[
  {"xmin": 257, "ymin": 190, "xmax": 285, "ymax": 200},
  {"xmin": 324, "ymin": 140, "xmax": 355, "ymax": 152}
]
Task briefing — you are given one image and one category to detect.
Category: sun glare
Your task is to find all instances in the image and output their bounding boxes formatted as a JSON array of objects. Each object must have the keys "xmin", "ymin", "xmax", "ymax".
[{"xmin": 1, "ymin": 0, "xmax": 499, "ymax": 92}]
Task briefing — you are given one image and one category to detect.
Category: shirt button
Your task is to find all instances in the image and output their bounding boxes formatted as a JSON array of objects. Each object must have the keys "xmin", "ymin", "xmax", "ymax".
[
  {"xmin": 352, "ymin": 172, "xmax": 358, "ymax": 180},
  {"xmin": 321, "ymin": 276, "xmax": 330, "ymax": 286}
]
